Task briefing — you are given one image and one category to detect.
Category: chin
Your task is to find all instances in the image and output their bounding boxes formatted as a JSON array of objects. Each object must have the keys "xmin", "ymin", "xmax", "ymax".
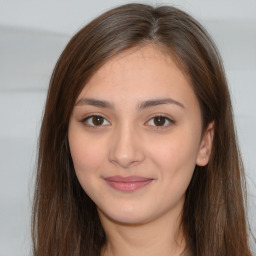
[{"xmin": 97, "ymin": 204, "xmax": 157, "ymax": 226}]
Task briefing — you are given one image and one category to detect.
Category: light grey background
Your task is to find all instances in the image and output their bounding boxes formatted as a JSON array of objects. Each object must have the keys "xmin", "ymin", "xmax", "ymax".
[{"xmin": 0, "ymin": 1, "xmax": 255, "ymax": 255}]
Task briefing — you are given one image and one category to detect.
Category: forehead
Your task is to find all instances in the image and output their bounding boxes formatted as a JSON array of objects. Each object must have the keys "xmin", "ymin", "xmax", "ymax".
[{"xmin": 77, "ymin": 44, "xmax": 197, "ymax": 109}]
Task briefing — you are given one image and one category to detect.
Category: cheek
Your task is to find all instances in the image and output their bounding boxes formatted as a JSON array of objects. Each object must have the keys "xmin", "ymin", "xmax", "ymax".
[
  {"xmin": 68, "ymin": 132, "xmax": 109, "ymax": 201},
  {"xmin": 68, "ymin": 131, "xmax": 106, "ymax": 178},
  {"xmin": 148, "ymin": 128, "xmax": 201, "ymax": 186},
  {"xmin": 151, "ymin": 134, "xmax": 199, "ymax": 167}
]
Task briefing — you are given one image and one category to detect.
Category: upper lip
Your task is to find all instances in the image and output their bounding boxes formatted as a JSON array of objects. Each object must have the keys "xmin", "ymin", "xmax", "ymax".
[{"xmin": 104, "ymin": 175, "xmax": 154, "ymax": 182}]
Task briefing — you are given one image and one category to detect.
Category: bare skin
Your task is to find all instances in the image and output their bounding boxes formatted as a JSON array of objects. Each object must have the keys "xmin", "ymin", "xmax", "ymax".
[{"xmin": 68, "ymin": 44, "xmax": 214, "ymax": 256}]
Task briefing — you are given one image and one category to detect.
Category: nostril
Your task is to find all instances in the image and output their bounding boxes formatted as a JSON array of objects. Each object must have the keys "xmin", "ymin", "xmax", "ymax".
[{"xmin": 109, "ymin": 145, "xmax": 145, "ymax": 168}]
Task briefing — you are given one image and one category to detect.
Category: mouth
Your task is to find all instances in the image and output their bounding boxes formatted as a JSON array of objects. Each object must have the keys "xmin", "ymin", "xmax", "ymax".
[{"xmin": 103, "ymin": 175, "xmax": 154, "ymax": 192}]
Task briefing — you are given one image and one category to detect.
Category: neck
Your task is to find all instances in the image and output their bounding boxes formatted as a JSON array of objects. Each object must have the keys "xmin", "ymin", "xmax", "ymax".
[{"xmin": 99, "ymin": 205, "xmax": 186, "ymax": 256}]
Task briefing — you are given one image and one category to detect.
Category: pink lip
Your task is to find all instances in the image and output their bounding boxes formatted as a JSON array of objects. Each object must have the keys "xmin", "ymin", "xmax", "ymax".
[{"xmin": 104, "ymin": 175, "xmax": 154, "ymax": 192}]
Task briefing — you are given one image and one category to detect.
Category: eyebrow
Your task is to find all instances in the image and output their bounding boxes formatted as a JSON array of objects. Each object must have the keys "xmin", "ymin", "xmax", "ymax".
[{"xmin": 75, "ymin": 97, "xmax": 185, "ymax": 109}]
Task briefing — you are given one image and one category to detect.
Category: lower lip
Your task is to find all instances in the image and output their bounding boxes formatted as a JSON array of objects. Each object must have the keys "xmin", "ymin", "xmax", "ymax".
[{"xmin": 105, "ymin": 180, "xmax": 153, "ymax": 192}]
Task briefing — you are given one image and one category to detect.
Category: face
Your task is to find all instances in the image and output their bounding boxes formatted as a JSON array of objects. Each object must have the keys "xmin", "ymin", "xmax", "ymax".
[{"xmin": 68, "ymin": 45, "xmax": 213, "ymax": 225}]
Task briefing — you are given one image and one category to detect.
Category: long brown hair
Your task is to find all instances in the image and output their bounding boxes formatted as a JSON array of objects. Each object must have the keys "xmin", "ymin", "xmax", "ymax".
[{"xmin": 32, "ymin": 3, "xmax": 253, "ymax": 256}]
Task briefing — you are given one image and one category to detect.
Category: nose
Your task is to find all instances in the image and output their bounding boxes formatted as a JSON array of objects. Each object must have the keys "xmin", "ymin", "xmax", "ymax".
[{"xmin": 108, "ymin": 123, "xmax": 145, "ymax": 168}]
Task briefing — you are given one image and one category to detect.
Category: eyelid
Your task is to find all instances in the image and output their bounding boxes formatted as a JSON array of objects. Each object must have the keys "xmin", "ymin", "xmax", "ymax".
[
  {"xmin": 145, "ymin": 115, "xmax": 175, "ymax": 129},
  {"xmin": 80, "ymin": 114, "xmax": 174, "ymax": 130},
  {"xmin": 81, "ymin": 114, "xmax": 111, "ymax": 128}
]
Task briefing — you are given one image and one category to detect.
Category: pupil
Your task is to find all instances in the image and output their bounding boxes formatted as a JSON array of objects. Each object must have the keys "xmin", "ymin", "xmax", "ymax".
[
  {"xmin": 154, "ymin": 116, "xmax": 165, "ymax": 126},
  {"xmin": 92, "ymin": 116, "xmax": 103, "ymax": 126}
]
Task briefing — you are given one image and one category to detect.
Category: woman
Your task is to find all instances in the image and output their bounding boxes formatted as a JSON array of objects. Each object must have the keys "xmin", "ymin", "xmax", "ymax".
[{"xmin": 32, "ymin": 3, "xmax": 253, "ymax": 256}]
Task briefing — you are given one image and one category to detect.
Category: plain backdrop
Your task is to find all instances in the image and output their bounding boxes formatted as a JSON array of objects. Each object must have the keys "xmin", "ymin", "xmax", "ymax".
[{"xmin": 0, "ymin": 1, "xmax": 255, "ymax": 255}]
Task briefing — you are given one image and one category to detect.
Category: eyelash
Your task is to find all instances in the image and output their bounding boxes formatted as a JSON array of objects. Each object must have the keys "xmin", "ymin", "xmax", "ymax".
[{"xmin": 81, "ymin": 114, "xmax": 174, "ymax": 130}]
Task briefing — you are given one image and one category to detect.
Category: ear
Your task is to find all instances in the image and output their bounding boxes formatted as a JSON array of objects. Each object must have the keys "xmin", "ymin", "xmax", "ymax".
[{"xmin": 196, "ymin": 122, "xmax": 214, "ymax": 166}]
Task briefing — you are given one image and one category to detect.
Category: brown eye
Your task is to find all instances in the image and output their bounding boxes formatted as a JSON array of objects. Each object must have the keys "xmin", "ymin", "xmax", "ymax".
[
  {"xmin": 153, "ymin": 116, "xmax": 166, "ymax": 126},
  {"xmin": 92, "ymin": 116, "xmax": 104, "ymax": 126},
  {"xmin": 83, "ymin": 115, "xmax": 110, "ymax": 127},
  {"xmin": 147, "ymin": 115, "xmax": 173, "ymax": 128}
]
